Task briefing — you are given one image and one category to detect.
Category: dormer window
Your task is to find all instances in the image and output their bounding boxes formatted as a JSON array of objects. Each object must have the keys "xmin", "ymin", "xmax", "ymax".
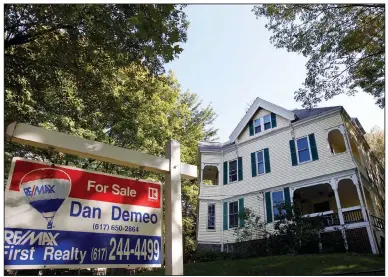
[
  {"xmin": 254, "ymin": 119, "xmax": 262, "ymax": 134},
  {"xmin": 250, "ymin": 113, "xmax": 277, "ymax": 135},
  {"xmin": 264, "ymin": 115, "xmax": 271, "ymax": 130}
]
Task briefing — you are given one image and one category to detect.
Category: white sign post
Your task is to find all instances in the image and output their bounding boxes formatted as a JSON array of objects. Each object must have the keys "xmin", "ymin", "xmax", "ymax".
[{"xmin": 6, "ymin": 122, "xmax": 196, "ymax": 275}]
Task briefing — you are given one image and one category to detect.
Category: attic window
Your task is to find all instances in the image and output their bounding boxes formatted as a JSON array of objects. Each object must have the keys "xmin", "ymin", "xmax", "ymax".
[
  {"xmin": 249, "ymin": 113, "xmax": 277, "ymax": 136},
  {"xmin": 264, "ymin": 115, "xmax": 271, "ymax": 130},
  {"xmin": 254, "ymin": 119, "xmax": 262, "ymax": 133}
]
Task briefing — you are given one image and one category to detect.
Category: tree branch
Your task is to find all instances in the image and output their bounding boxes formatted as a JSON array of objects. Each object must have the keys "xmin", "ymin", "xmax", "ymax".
[{"xmin": 5, "ymin": 24, "xmax": 75, "ymax": 49}]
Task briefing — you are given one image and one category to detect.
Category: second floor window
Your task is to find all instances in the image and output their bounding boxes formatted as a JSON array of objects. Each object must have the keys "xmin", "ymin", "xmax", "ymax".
[
  {"xmin": 229, "ymin": 201, "xmax": 239, "ymax": 228},
  {"xmin": 229, "ymin": 160, "xmax": 238, "ymax": 183},
  {"xmin": 207, "ymin": 204, "xmax": 215, "ymax": 230},
  {"xmin": 296, "ymin": 136, "xmax": 311, "ymax": 163},
  {"xmin": 257, "ymin": 150, "xmax": 265, "ymax": 175}
]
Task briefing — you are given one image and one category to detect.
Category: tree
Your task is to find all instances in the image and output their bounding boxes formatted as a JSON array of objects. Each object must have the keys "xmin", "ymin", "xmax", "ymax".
[
  {"xmin": 272, "ymin": 203, "xmax": 324, "ymax": 254},
  {"xmin": 4, "ymin": 65, "xmax": 218, "ymax": 264},
  {"xmin": 253, "ymin": 4, "xmax": 385, "ymax": 108},
  {"xmin": 366, "ymin": 126, "xmax": 385, "ymax": 165},
  {"xmin": 4, "ymin": 4, "xmax": 189, "ymax": 126}
]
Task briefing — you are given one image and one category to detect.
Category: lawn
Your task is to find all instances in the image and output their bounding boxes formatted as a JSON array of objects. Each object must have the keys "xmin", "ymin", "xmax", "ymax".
[{"xmin": 138, "ymin": 253, "xmax": 385, "ymax": 276}]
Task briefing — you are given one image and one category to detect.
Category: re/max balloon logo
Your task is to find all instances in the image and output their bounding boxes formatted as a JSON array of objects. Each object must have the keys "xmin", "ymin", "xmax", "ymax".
[{"xmin": 23, "ymin": 185, "xmax": 55, "ymax": 197}]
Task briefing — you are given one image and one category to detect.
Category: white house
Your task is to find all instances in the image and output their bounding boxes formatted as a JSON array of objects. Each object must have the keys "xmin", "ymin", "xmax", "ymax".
[{"xmin": 196, "ymin": 97, "xmax": 385, "ymax": 254}]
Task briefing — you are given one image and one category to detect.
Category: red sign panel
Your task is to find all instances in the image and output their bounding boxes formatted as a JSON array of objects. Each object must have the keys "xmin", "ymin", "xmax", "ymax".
[{"xmin": 9, "ymin": 159, "xmax": 161, "ymax": 208}]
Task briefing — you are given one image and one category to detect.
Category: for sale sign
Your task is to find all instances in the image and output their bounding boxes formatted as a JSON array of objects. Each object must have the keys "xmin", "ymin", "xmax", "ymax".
[{"xmin": 5, "ymin": 158, "xmax": 162, "ymax": 269}]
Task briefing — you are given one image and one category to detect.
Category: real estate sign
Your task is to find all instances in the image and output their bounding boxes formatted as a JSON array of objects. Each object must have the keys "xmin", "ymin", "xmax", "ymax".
[{"xmin": 5, "ymin": 158, "xmax": 162, "ymax": 269}]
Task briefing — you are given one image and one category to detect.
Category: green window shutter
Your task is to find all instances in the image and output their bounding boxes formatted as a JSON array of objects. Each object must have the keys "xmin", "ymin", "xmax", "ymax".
[
  {"xmin": 223, "ymin": 161, "xmax": 228, "ymax": 185},
  {"xmin": 283, "ymin": 187, "xmax": 292, "ymax": 218},
  {"xmin": 238, "ymin": 157, "xmax": 243, "ymax": 181},
  {"xmin": 249, "ymin": 120, "xmax": 254, "ymax": 136},
  {"xmin": 309, "ymin": 133, "xmax": 319, "ymax": 161},
  {"xmin": 239, "ymin": 198, "xmax": 245, "ymax": 227},
  {"xmin": 289, "ymin": 140, "xmax": 298, "ymax": 166},
  {"xmin": 271, "ymin": 112, "xmax": 277, "ymax": 128},
  {"xmin": 265, "ymin": 192, "xmax": 273, "ymax": 223},
  {"xmin": 264, "ymin": 148, "xmax": 271, "ymax": 173},
  {"xmin": 251, "ymin": 152, "xmax": 257, "ymax": 177},
  {"xmin": 223, "ymin": 202, "xmax": 228, "ymax": 230}
]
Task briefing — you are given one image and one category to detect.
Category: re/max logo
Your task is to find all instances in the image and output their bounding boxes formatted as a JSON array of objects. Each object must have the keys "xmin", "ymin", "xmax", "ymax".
[{"xmin": 23, "ymin": 184, "xmax": 55, "ymax": 197}]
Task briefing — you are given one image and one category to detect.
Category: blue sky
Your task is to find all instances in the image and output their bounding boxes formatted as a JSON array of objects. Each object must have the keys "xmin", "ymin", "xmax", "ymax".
[{"xmin": 165, "ymin": 5, "xmax": 384, "ymax": 142}]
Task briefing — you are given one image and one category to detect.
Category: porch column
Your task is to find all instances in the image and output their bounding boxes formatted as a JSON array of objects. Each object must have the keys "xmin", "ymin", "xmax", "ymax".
[
  {"xmin": 200, "ymin": 163, "xmax": 205, "ymax": 186},
  {"xmin": 338, "ymin": 125, "xmax": 350, "ymax": 152},
  {"xmin": 330, "ymin": 178, "xmax": 344, "ymax": 225},
  {"xmin": 351, "ymin": 175, "xmax": 368, "ymax": 222},
  {"xmin": 330, "ymin": 178, "xmax": 348, "ymax": 251}
]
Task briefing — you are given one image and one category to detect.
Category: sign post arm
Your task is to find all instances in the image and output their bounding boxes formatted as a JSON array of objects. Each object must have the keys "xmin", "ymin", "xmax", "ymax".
[{"xmin": 165, "ymin": 140, "xmax": 184, "ymax": 275}]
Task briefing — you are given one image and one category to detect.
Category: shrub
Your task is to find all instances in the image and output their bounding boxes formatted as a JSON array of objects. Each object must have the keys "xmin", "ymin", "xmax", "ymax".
[{"xmin": 193, "ymin": 251, "xmax": 232, "ymax": 263}]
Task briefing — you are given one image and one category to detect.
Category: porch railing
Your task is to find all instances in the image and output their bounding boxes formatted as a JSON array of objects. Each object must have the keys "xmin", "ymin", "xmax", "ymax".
[
  {"xmin": 302, "ymin": 207, "xmax": 364, "ymax": 227},
  {"xmin": 342, "ymin": 207, "xmax": 364, "ymax": 224},
  {"xmin": 370, "ymin": 215, "xmax": 385, "ymax": 231}
]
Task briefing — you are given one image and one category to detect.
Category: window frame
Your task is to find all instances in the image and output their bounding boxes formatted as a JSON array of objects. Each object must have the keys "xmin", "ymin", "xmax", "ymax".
[
  {"xmin": 228, "ymin": 159, "xmax": 238, "ymax": 184},
  {"xmin": 263, "ymin": 114, "xmax": 272, "ymax": 130},
  {"xmin": 207, "ymin": 203, "xmax": 216, "ymax": 231},
  {"xmin": 295, "ymin": 136, "xmax": 312, "ymax": 164},
  {"xmin": 256, "ymin": 149, "xmax": 266, "ymax": 176},
  {"xmin": 271, "ymin": 190, "xmax": 286, "ymax": 221},
  {"xmin": 228, "ymin": 200, "xmax": 239, "ymax": 229},
  {"xmin": 253, "ymin": 118, "xmax": 262, "ymax": 134},
  {"xmin": 253, "ymin": 114, "xmax": 273, "ymax": 135}
]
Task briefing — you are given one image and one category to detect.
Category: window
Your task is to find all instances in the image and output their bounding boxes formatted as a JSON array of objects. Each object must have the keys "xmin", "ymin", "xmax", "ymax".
[
  {"xmin": 254, "ymin": 119, "xmax": 261, "ymax": 134},
  {"xmin": 228, "ymin": 160, "xmax": 238, "ymax": 183},
  {"xmin": 296, "ymin": 137, "xmax": 311, "ymax": 163},
  {"xmin": 229, "ymin": 201, "xmax": 239, "ymax": 228},
  {"xmin": 257, "ymin": 150, "xmax": 265, "ymax": 175},
  {"xmin": 264, "ymin": 115, "xmax": 271, "ymax": 130},
  {"xmin": 272, "ymin": 191, "xmax": 285, "ymax": 220},
  {"xmin": 207, "ymin": 204, "xmax": 215, "ymax": 230},
  {"xmin": 254, "ymin": 114, "xmax": 273, "ymax": 134}
]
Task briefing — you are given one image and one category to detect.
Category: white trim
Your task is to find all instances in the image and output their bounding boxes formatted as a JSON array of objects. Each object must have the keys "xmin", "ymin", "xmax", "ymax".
[
  {"xmin": 342, "ymin": 206, "xmax": 361, "ymax": 212},
  {"xmin": 303, "ymin": 210, "xmax": 334, "ymax": 218},
  {"xmin": 322, "ymin": 221, "xmax": 369, "ymax": 232},
  {"xmin": 229, "ymin": 97, "xmax": 295, "ymax": 142},
  {"xmin": 6, "ymin": 122, "xmax": 197, "ymax": 179}
]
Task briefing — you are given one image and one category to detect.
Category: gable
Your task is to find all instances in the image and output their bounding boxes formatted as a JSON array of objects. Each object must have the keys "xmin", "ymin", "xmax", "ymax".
[
  {"xmin": 229, "ymin": 97, "xmax": 295, "ymax": 143},
  {"xmin": 238, "ymin": 108, "xmax": 292, "ymax": 142}
]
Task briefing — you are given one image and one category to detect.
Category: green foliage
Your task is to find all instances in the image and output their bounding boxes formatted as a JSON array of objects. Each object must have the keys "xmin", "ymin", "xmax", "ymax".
[
  {"xmin": 192, "ymin": 251, "xmax": 232, "ymax": 263},
  {"xmin": 365, "ymin": 126, "xmax": 385, "ymax": 165},
  {"xmin": 233, "ymin": 202, "xmax": 324, "ymax": 258},
  {"xmin": 272, "ymin": 203, "xmax": 324, "ymax": 254},
  {"xmin": 233, "ymin": 207, "xmax": 267, "ymax": 242},
  {"xmin": 4, "ymin": 65, "xmax": 218, "ymax": 260},
  {"xmin": 253, "ymin": 4, "xmax": 385, "ymax": 108},
  {"xmin": 5, "ymin": 4, "xmax": 189, "ymax": 127}
]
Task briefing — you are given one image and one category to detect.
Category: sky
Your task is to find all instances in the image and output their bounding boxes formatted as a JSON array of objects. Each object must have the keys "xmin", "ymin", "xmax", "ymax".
[{"xmin": 165, "ymin": 5, "xmax": 385, "ymax": 143}]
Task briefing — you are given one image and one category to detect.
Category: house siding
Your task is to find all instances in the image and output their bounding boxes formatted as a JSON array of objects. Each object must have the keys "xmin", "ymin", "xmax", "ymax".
[
  {"xmin": 197, "ymin": 200, "xmax": 223, "ymax": 244},
  {"xmin": 205, "ymin": 112, "xmax": 355, "ymax": 199},
  {"xmin": 197, "ymin": 108, "xmax": 383, "ymax": 248}
]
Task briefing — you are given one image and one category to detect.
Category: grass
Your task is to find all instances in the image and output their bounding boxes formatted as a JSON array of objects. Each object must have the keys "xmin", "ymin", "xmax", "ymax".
[{"xmin": 138, "ymin": 253, "xmax": 385, "ymax": 276}]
